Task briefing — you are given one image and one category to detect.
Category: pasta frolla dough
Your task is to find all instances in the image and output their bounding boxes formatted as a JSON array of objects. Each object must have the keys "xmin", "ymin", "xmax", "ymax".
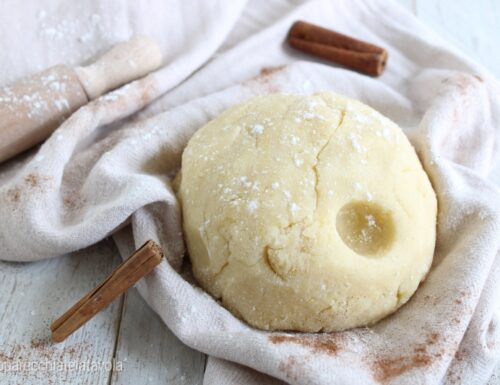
[{"xmin": 179, "ymin": 93, "xmax": 437, "ymax": 332}]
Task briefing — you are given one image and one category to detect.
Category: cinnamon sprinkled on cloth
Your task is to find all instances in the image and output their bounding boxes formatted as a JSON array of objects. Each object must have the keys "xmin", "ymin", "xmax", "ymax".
[{"xmin": 269, "ymin": 333, "xmax": 342, "ymax": 355}]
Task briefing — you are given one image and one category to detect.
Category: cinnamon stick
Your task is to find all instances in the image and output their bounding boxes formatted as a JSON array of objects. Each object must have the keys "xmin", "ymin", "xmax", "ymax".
[
  {"xmin": 51, "ymin": 240, "xmax": 163, "ymax": 343},
  {"xmin": 288, "ymin": 21, "xmax": 388, "ymax": 76}
]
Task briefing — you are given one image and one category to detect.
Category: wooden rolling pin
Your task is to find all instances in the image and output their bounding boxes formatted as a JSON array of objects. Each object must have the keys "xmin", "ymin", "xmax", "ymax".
[{"xmin": 0, "ymin": 36, "xmax": 162, "ymax": 163}]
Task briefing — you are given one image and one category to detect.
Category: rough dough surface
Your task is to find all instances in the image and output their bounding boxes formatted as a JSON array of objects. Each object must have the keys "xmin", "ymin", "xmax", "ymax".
[{"xmin": 179, "ymin": 93, "xmax": 437, "ymax": 332}]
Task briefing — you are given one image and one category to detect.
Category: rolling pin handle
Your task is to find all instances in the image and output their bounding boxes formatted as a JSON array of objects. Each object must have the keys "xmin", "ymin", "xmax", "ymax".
[{"xmin": 75, "ymin": 35, "xmax": 163, "ymax": 100}]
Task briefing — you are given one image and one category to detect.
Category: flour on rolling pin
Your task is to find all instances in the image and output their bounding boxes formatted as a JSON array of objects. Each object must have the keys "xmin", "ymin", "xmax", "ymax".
[{"xmin": 0, "ymin": 36, "xmax": 162, "ymax": 163}]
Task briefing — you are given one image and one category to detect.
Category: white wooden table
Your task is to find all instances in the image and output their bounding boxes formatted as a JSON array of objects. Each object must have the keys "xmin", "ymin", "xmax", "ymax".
[{"xmin": 0, "ymin": 1, "xmax": 499, "ymax": 384}]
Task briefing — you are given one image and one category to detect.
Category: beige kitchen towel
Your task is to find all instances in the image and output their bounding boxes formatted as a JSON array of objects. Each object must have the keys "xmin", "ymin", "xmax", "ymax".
[{"xmin": 0, "ymin": 0, "xmax": 499, "ymax": 384}]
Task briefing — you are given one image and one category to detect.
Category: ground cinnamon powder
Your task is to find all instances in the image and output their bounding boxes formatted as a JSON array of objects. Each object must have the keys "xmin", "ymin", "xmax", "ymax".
[
  {"xmin": 246, "ymin": 66, "xmax": 286, "ymax": 94},
  {"xmin": 369, "ymin": 333, "xmax": 442, "ymax": 383},
  {"xmin": 269, "ymin": 333, "xmax": 343, "ymax": 355}
]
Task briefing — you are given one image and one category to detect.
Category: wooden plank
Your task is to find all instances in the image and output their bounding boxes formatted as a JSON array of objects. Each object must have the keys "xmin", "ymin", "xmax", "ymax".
[
  {"xmin": 0, "ymin": 239, "xmax": 122, "ymax": 385},
  {"xmin": 414, "ymin": 0, "xmax": 500, "ymax": 77},
  {"xmin": 110, "ymin": 287, "xmax": 206, "ymax": 385}
]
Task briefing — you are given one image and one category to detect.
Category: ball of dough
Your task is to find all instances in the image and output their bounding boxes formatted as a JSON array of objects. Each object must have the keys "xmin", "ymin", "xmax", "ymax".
[{"xmin": 179, "ymin": 92, "xmax": 437, "ymax": 332}]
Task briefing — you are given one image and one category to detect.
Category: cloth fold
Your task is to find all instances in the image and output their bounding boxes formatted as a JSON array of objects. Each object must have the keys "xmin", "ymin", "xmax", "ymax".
[{"xmin": 0, "ymin": 0, "xmax": 499, "ymax": 384}]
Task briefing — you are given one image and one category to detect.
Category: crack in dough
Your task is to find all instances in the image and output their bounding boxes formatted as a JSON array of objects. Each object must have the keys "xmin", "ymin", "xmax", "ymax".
[{"xmin": 312, "ymin": 109, "xmax": 346, "ymax": 213}]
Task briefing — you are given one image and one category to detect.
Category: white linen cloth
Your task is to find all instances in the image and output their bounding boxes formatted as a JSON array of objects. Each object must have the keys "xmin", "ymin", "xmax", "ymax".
[{"xmin": 0, "ymin": 1, "xmax": 499, "ymax": 384}]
